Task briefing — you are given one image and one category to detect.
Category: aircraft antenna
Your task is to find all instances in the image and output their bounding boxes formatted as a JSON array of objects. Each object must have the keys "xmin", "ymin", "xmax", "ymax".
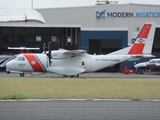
[{"xmin": 96, "ymin": 0, "xmax": 118, "ymax": 5}]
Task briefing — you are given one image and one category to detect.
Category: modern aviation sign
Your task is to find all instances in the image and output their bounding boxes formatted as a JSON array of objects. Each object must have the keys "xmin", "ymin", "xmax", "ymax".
[{"xmin": 96, "ymin": 10, "xmax": 160, "ymax": 20}]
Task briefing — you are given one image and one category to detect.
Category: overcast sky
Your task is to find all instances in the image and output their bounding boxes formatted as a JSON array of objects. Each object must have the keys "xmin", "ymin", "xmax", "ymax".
[{"xmin": 0, "ymin": 0, "xmax": 160, "ymax": 9}]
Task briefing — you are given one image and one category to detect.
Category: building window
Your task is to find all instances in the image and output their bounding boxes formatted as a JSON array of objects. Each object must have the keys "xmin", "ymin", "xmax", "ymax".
[
  {"xmin": 51, "ymin": 36, "xmax": 57, "ymax": 42},
  {"xmin": 67, "ymin": 36, "xmax": 71, "ymax": 42},
  {"xmin": 36, "ymin": 36, "xmax": 41, "ymax": 42},
  {"xmin": 18, "ymin": 36, "xmax": 25, "ymax": 42},
  {"xmin": 2, "ymin": 36, "xmax": 8, "ymax": 42}
]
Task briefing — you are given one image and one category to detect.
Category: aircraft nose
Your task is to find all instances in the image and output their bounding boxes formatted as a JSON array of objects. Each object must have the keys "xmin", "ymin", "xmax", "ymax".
[{"xmin": 6, "ymin": 60, "xmax": 15, "ymax": 71}]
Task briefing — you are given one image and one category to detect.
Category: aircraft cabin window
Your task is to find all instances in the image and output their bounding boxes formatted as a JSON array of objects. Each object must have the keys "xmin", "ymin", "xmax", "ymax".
[
  {"xmin": 151, "ymin": 61, "xmax": 156, "ymax": 63},
  {"xmin": 157, "ymin": 61, "xmax": 160, "ymax": 63},
  {"xmin": 82, "ymin": 61, "xmax": 84, "ymax": 66}
]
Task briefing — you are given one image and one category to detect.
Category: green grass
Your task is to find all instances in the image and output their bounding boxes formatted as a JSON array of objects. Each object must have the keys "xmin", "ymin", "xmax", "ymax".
[
  {"xmin": 3, "ymin": 93, "xmax": 29, "ymax": 100},
  {"xmin": 0, "ymin": 78, "xmax": 160, "ymax": 100}
]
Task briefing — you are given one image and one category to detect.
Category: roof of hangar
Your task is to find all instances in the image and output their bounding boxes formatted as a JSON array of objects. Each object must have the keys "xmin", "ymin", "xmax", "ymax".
[{"xmin": 0, "ymin": 8, "xmax": 45, "ymax": 23}]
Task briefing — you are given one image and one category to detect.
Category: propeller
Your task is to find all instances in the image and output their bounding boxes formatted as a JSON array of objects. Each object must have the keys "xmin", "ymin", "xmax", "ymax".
[
  {"xmin": 43, "ymin": 43, "xmax": 46, "ymax": 54},
  {"xmin": 43, "ymin": 42, "xmax": 52, "ymax": 66},
  {"xmin": 48, "ymin": 42, "xmax": 52, "ymax": 66}
]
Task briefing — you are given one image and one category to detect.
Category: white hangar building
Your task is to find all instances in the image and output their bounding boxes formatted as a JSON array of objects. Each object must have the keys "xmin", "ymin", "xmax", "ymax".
[
  {"xmin": 37, "ymin": 2, "xmax": 160, "ymax": 55},
  {"xmin": 0, "ymin": 1, "xmax": 160, "ymax": 71}
]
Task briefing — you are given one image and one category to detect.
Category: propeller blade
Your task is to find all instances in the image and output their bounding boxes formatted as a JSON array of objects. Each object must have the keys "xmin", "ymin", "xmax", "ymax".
[
  {"xmin": 43, "ymin": 43, "xmax": 46, "ymax": 54},
  {"xmin": 48, "ymin": 42, "xmax": 51, "ymax": 66}
]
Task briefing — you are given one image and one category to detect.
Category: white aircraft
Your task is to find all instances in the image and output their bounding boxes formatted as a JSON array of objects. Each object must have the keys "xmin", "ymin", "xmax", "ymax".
[
  {"xmin": 6, "ymin": 22, "xmax": 156, "ymax": 77},
  {"xmin": 134, "ymin": 58, "xmax": 160, "ymax": 69}
]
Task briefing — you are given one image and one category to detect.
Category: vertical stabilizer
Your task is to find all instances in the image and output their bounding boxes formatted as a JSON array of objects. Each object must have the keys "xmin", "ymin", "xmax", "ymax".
[
  {"xmin": 108, "ymin": 22, "xmax": 156, "ymax": 56},
  {"xmin": 128, "ymin": 22, "xmax": 156, "ymax": 55}
]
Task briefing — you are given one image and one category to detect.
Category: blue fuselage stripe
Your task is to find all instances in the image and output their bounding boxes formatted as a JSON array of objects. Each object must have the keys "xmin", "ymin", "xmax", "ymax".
[{"xmin": 34, "ymin": 54, "xmax": 47, "ymax": 72}]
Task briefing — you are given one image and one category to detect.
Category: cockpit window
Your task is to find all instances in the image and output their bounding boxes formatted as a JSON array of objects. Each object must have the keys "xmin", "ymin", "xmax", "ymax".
[
  {"xmin": 21, "ymin": 57, "xmax": 25, "ymax": 61},
  {"xmin": 150, "ymin": 60, "xmax": 156, "ymax": 64},
  {"xmin": 18, "ymin": 57, "xmax": 21, "ymax": 61},
  {"xmin": 17, "ymin": 56, "xmax": 25, "ymax": 61},
  {"xmin": 157, "ymin": 61, "xmax": 160, "ymax": 63}
]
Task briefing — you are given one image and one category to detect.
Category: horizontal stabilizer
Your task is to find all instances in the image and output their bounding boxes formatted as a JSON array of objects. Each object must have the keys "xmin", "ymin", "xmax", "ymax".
[
  {"xmin": 129, "ymin": 54, "xmax": 155, "ymax": 61},
  {"xmin": 130, "ymin": 54, "xmax": 155, "ymax": 58}
]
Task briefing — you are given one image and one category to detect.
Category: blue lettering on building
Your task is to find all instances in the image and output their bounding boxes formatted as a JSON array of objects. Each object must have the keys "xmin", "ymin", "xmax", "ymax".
[
  {"xmin": 96, "ymin": 10, "xmax": 160, "ymax": 20},
  {"xmin": 135, "ymin": 12, "xmax": 160, "ymax": 17},
  {"xmin": 107, "ymin": 12, "xmax": 134, "ymax": 17}
]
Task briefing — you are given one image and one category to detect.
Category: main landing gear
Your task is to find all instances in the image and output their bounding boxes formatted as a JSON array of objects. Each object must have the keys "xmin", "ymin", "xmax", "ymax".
[
  {"xmin": 7, "ymin": 71, "xmax": 10, "ymax": 74},
  {"xmin": 63, "ymin": 74, "xmax": 79, "ymax": 78},
  {"xmin": 20, "ymin": 73, "xmax": 25, "ymax": 77}
]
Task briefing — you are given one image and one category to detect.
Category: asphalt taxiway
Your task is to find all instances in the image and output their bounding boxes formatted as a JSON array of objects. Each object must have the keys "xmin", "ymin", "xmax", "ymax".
[
  {"xmin": 0, "ymin": 71, "xmax": 160, "ymax": 78},
  {"xmin": 0, "ymin": 100, "xmax": 160, "ymax": 120}
]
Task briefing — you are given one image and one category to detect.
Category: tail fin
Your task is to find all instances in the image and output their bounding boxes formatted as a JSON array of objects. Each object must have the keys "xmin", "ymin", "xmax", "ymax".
[
  {"xmin": 108, "ymin": 22, "xmax": 156, "ymax": 57},
  {"xmin": 128, "ymin": 22, "xmax": 156, "ymax": 55}
]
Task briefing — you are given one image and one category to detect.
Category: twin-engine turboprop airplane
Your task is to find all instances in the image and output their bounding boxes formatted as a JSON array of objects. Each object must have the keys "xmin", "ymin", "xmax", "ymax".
[
  {"xmin": 134, "ymin": 58, "xmax": 160, "ymax": 69},
  {"xmin": 6, "ymin": 22, "xmax": 156, "ymax": 77},
  {"xmin": 134, "ymin": 58, "xmax": 160, "ymax": 74}
]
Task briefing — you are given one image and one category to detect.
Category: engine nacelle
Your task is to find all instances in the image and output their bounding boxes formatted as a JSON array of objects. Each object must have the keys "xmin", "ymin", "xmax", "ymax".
[{"xmin": 51, "ymin": 50, "xmax": 72, "ymax": 59}]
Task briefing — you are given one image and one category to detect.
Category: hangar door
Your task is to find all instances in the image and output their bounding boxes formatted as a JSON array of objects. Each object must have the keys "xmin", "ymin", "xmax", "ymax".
[
  {"xmin": 0, "ymin": 26, "xmax": 80, "ymax": 54},
  {"xmin": 89, "ymin": 39, "xmax": 122, "ymax": 72},
  {"xmin": 152, "ymin": 28, "xmax": 160, "ymax": 57},
  {"xmin": 89, "ymin": 39, "xmax": 122, "ymax": 55}
]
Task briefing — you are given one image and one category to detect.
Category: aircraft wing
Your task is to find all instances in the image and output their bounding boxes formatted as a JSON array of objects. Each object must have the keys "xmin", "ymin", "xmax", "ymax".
[
  {"xmin": 8, "ymin": 47, "xmax": 40, "ymax": 50},
  {"xmin": 0, "ymin": 55, "xmax": 16, "ymax": 67},
  {"xmin": 0, "ymin": 55, "xmax": 11, "ymax": 60},
  {"xmin": 50, "ymin": 49, "xmax": 86, "ymax": 59}
]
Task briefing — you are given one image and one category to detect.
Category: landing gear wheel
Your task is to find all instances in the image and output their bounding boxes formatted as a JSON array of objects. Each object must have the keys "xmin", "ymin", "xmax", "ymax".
[
  {"xmin": 7, "ymin": 71, "xmax": 10, "ymax": 74},
  {"xmin": 76, "ymin": 74, "xmax": 79, "ymax": 78},
  {"xmin": 20, "ymin": 73, "xmax": 25, "ymax": 77}
]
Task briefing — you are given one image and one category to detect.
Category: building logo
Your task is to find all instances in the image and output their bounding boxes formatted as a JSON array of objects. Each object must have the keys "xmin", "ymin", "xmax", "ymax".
[
  {"xmin": 96, "ymin": 10, "xmax": 160, "ymax": 20},
  {"xmin": 96, "ymin": 10, "xmax": 106, "ymax": 20}
]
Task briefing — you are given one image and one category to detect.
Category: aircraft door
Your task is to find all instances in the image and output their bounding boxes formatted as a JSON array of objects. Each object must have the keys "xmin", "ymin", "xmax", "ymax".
[{"xmin": 84, "ymin": 57, "xmax": 92, "ymax": 72}]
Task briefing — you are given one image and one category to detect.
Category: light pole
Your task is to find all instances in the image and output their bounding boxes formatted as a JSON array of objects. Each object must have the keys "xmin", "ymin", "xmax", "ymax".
[{"xmin": 31, "ymin": 0, "xmax": 33, "ymax": 9}]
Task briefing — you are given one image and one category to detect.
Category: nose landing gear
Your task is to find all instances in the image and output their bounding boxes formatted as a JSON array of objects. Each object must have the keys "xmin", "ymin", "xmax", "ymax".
[{"xmin": 7, "ymin": 71, "xmax": 10, "ymax": 74}]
